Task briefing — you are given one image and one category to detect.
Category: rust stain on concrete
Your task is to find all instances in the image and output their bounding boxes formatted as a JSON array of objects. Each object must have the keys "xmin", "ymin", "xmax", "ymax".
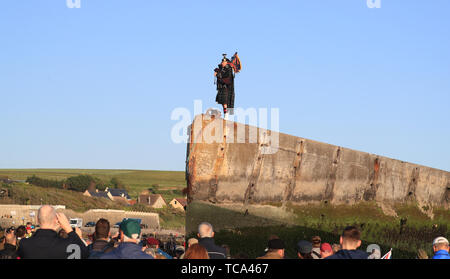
[{"xmin": 186, "ymin": 114, "xmax": 450, "ymax": 210}]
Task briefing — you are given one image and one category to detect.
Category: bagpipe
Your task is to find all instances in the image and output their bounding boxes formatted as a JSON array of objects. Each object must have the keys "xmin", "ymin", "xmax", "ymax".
[
  {"xmin": 214, "ymin": 52, "xmax": 242, "ymax": 86},
  {"xmin": 228, "ymin": 52, "xmax": 242, "ymax": 73}
]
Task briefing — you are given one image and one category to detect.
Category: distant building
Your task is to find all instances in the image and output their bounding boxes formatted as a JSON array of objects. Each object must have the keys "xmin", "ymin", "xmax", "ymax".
[
  {"xmin": 83, "ymin": 187, "xmax": 135, "ymax": 205},
  {"xmin": 169, "ymin": 198, "xmax": 187, "ymax": 211},
  {"xmin": 106, "ymin": 188, "xmax": 131, "ymax": 204},
  {"xmin": 83, "ymin": 189, "xmax": 113, "ymax": 200},
  {"xmin": 138, "ymin": 194, "xmax": 167, "ymax": 208},
  {"xmin": 107, "ymin": 188, "xmax": 131, "ymax": 200}
]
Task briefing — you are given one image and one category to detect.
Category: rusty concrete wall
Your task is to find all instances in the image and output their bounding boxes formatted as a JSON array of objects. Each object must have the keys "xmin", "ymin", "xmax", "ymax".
[{"xmin": 186, "ymin": 114, "xmax": 450, "ymax": 210}]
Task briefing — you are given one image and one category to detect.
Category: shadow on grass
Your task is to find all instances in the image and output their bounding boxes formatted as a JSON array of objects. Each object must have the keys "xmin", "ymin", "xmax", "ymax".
[{"xmin": 186, "ymin": 201, "xmax": 445, "ymax": 259}]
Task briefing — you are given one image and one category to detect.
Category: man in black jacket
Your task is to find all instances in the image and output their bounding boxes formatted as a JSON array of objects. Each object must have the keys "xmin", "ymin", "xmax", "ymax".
[
  {"xmin": 197, "ymin": 222, "xmax": 226, "ymax": 259},
  {"xmin": 87, "ymin": 218, "xmax": 115, "ymax": 258},
  {"xmin": 17, "ymin": 205, "xmax": 89, "ymax": 259},
  {"xmin": 0, "ymin": 227, "xmax": 18, "ymax": 259},
  {"xmin": 325, "ymin": 226, "xmax": 368, "ymax": 259}
]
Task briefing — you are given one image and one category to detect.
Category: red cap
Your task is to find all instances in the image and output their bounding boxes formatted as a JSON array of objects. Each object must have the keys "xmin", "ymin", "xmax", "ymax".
[
  {"xmin": 320, "ymin": 243, "xmax": 332, "ymax": 252},
  {"xmin": 146, "ymin": 237, "xmax": 159, "ymax": 246}
]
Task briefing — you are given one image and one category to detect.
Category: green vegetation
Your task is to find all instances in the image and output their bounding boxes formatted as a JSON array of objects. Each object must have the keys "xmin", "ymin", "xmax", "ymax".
[
  {"xmin": 25, "ymin": 175, "xmax": 64, "ymax": 189},
  {"xmin": 25, "ymin": 174, "xmax": 107, "ymax": 192},
  {"xmin": 187, "ymin": 201, "xmax": 449, "ymax": 259},
  {"xmin": 0, "ymin": 169, "xmax": 186, "ymax": 229},
  {"xmin": 0, "ymin": 183, "xmax": 186, "ymax": 229},
  {"xmin": 0, "ymin": 168, "xmax": 185, "ymax": 199},
  {"xmin": 64, "ymin": 175, "xmax": 104, "ymax": 192},
  {"xmin": 1, "ymin": 182, "xmax": 123, "ymax": 212}
]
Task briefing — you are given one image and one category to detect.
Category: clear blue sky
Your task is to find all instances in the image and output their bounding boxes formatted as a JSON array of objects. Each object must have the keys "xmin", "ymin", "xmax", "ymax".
[{"xmin": 1, "ymin": 0, "xmax": 449, "ymax": 171}]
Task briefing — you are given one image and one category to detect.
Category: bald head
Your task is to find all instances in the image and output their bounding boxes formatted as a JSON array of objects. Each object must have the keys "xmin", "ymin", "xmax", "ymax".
[
  {"xmin": 38, "ymin": 205, "xmax": 57, "ymax": 229},
  {"xmin": 198, "ymin": 222, "xmax": 214, "ymax": 238}
]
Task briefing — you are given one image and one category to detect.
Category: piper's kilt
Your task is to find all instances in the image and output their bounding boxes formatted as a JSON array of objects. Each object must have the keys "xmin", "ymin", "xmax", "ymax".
[{"xmin": 215, "ymin": 86, "xmax": 235, "ymax": 108}]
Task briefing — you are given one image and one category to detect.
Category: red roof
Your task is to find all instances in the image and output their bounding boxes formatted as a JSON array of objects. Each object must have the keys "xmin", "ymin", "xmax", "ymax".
[{"xmin": 128, "ymin": 200, "xmax": 137, "ymax": 205}]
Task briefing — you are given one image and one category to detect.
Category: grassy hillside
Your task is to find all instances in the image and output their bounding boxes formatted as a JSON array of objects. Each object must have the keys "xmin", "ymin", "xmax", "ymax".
[
  {"xmin": 0, "ymin": 168, "xmax": 185, "ymax": 200},
  {"xmin": 0, "ymin": 183, "xmax": 186, "ymax": 229},
  {"xmin": 0, "ymin": 182, "xmax": 123, "ymax": 212},
  {"xmin": 0, "ymin": 169, "xmax": 186, "ymax": 229}
]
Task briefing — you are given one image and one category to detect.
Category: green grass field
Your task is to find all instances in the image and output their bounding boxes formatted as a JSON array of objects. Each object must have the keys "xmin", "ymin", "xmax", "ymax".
[
  {"xmin": 0, "ymin": 168, "xmax": 185, "ymax": 200},
  {"xmin": 186, "ymin": 201, "xmax": 449, "ymax": 259},
  {"xmin": 0, "ymin": 169, "xmax": 186, "ymax": 229}
]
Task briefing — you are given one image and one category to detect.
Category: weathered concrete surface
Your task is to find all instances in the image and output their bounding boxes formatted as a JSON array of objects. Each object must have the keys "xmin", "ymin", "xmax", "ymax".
[{"xmin": 186, "ymin": 114, "xmax": 450, "ymax": 211}]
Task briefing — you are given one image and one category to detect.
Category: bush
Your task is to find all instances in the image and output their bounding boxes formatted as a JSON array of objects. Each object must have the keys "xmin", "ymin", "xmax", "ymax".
[
  {"xmin": 65, "ymin": 175, "xmax": 98, "ymax": 192},
  {"xmin": 110, "ymin": 177, "xmax": 123, "ymax": 189},
  {"xmin": 109, "ymin": 177, "xmax": 128, "ymax": 192},
  {"xmin": 26, "ymin": 175, "xmax": 64, "ymax": 189}
]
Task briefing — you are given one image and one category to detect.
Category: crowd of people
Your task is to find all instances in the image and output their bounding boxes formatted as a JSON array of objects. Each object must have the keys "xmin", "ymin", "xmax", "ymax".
[{"xmin": 0, "ymin": 205, "xmax": 448, "ymax": 259}]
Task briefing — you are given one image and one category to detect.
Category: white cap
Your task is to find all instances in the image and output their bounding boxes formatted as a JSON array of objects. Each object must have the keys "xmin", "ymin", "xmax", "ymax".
[
  {"xmin": 366, "ymin": 244, "xmax": 381, "ymax": 253},
  {"xmin": 432, "ymin": 237, "xmax": 449, "ymax": 246}
]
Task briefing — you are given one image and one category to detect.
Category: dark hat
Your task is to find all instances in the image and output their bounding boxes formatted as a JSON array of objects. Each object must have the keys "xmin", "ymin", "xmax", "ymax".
[
  {"xmin": 297, "ymin": 240, "xmax": 313, "ymax": 254},
  {"xmin": 267, "ymin": 238, "xmax": 285, "ymax": 250},
  {"xmin": 221, "ymin": 53, "xmax": 230, "ymax": 62}
]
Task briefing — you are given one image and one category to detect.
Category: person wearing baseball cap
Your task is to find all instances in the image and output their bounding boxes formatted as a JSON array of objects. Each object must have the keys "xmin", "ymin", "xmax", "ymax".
[
  {"xmin": 257, "ymin": 238, "xmax": 285, "ymax": 259},
  {"xmin": 296, "ymin": 240, "xmax": 313, "ymax": 259},
  {"xmin": 100, "ymin": 219, "xmax": 153, "ymax": 259},
  {"xmin": 320, "ymin": 243, "xmax": 334, "ymax": 259},
  {"xmin": 432, "ymin": 236, "xmax": 449, "ymax": 259},
  {"xmin": 366, "ymin": 244, "xmax": 381, "ymax": 259}
]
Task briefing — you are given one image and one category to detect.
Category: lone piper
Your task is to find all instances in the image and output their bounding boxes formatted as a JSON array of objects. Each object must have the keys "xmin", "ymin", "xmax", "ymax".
[{"xmin": 214, "ymin": 52, "xmax": 241, "ymax": 116}]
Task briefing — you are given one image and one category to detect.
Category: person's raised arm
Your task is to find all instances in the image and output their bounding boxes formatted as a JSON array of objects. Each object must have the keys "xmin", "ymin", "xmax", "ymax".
[
  {"xmin": 57, "ymin": 212, "xmax": 89, "ymax": 258},
  {"xmin": 56, "ymin": 212, "xmax": 72, "ymax": 234}
]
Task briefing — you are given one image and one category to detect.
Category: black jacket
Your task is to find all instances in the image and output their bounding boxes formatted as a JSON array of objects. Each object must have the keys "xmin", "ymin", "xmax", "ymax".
[
  {"xmin": 99, "ymin": 242, "xmax": 153, "ymax": 259},
  {"xmin": 17, "ymin": 229, "xmax": 89, "ymax": 259},
  {"xmin": 0, "ymin": 243, "xmax": 19, "ymax": 259},
  {"xmin": 198, "ymin": 237, "xmax": 227, "ymax": 259},
  {"xmin": 325, "ymin": 249, "xmax": 369, "ymax": 259},
  {"xmin": 87, "ymin": 239, "xmax": 115, "ymax": 258}
]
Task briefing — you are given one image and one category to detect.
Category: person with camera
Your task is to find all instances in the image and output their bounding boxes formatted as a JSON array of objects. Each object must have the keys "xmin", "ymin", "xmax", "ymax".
[{"xmin": 17, "ymin": 205, "xmax": 89, "ymax": 259}]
